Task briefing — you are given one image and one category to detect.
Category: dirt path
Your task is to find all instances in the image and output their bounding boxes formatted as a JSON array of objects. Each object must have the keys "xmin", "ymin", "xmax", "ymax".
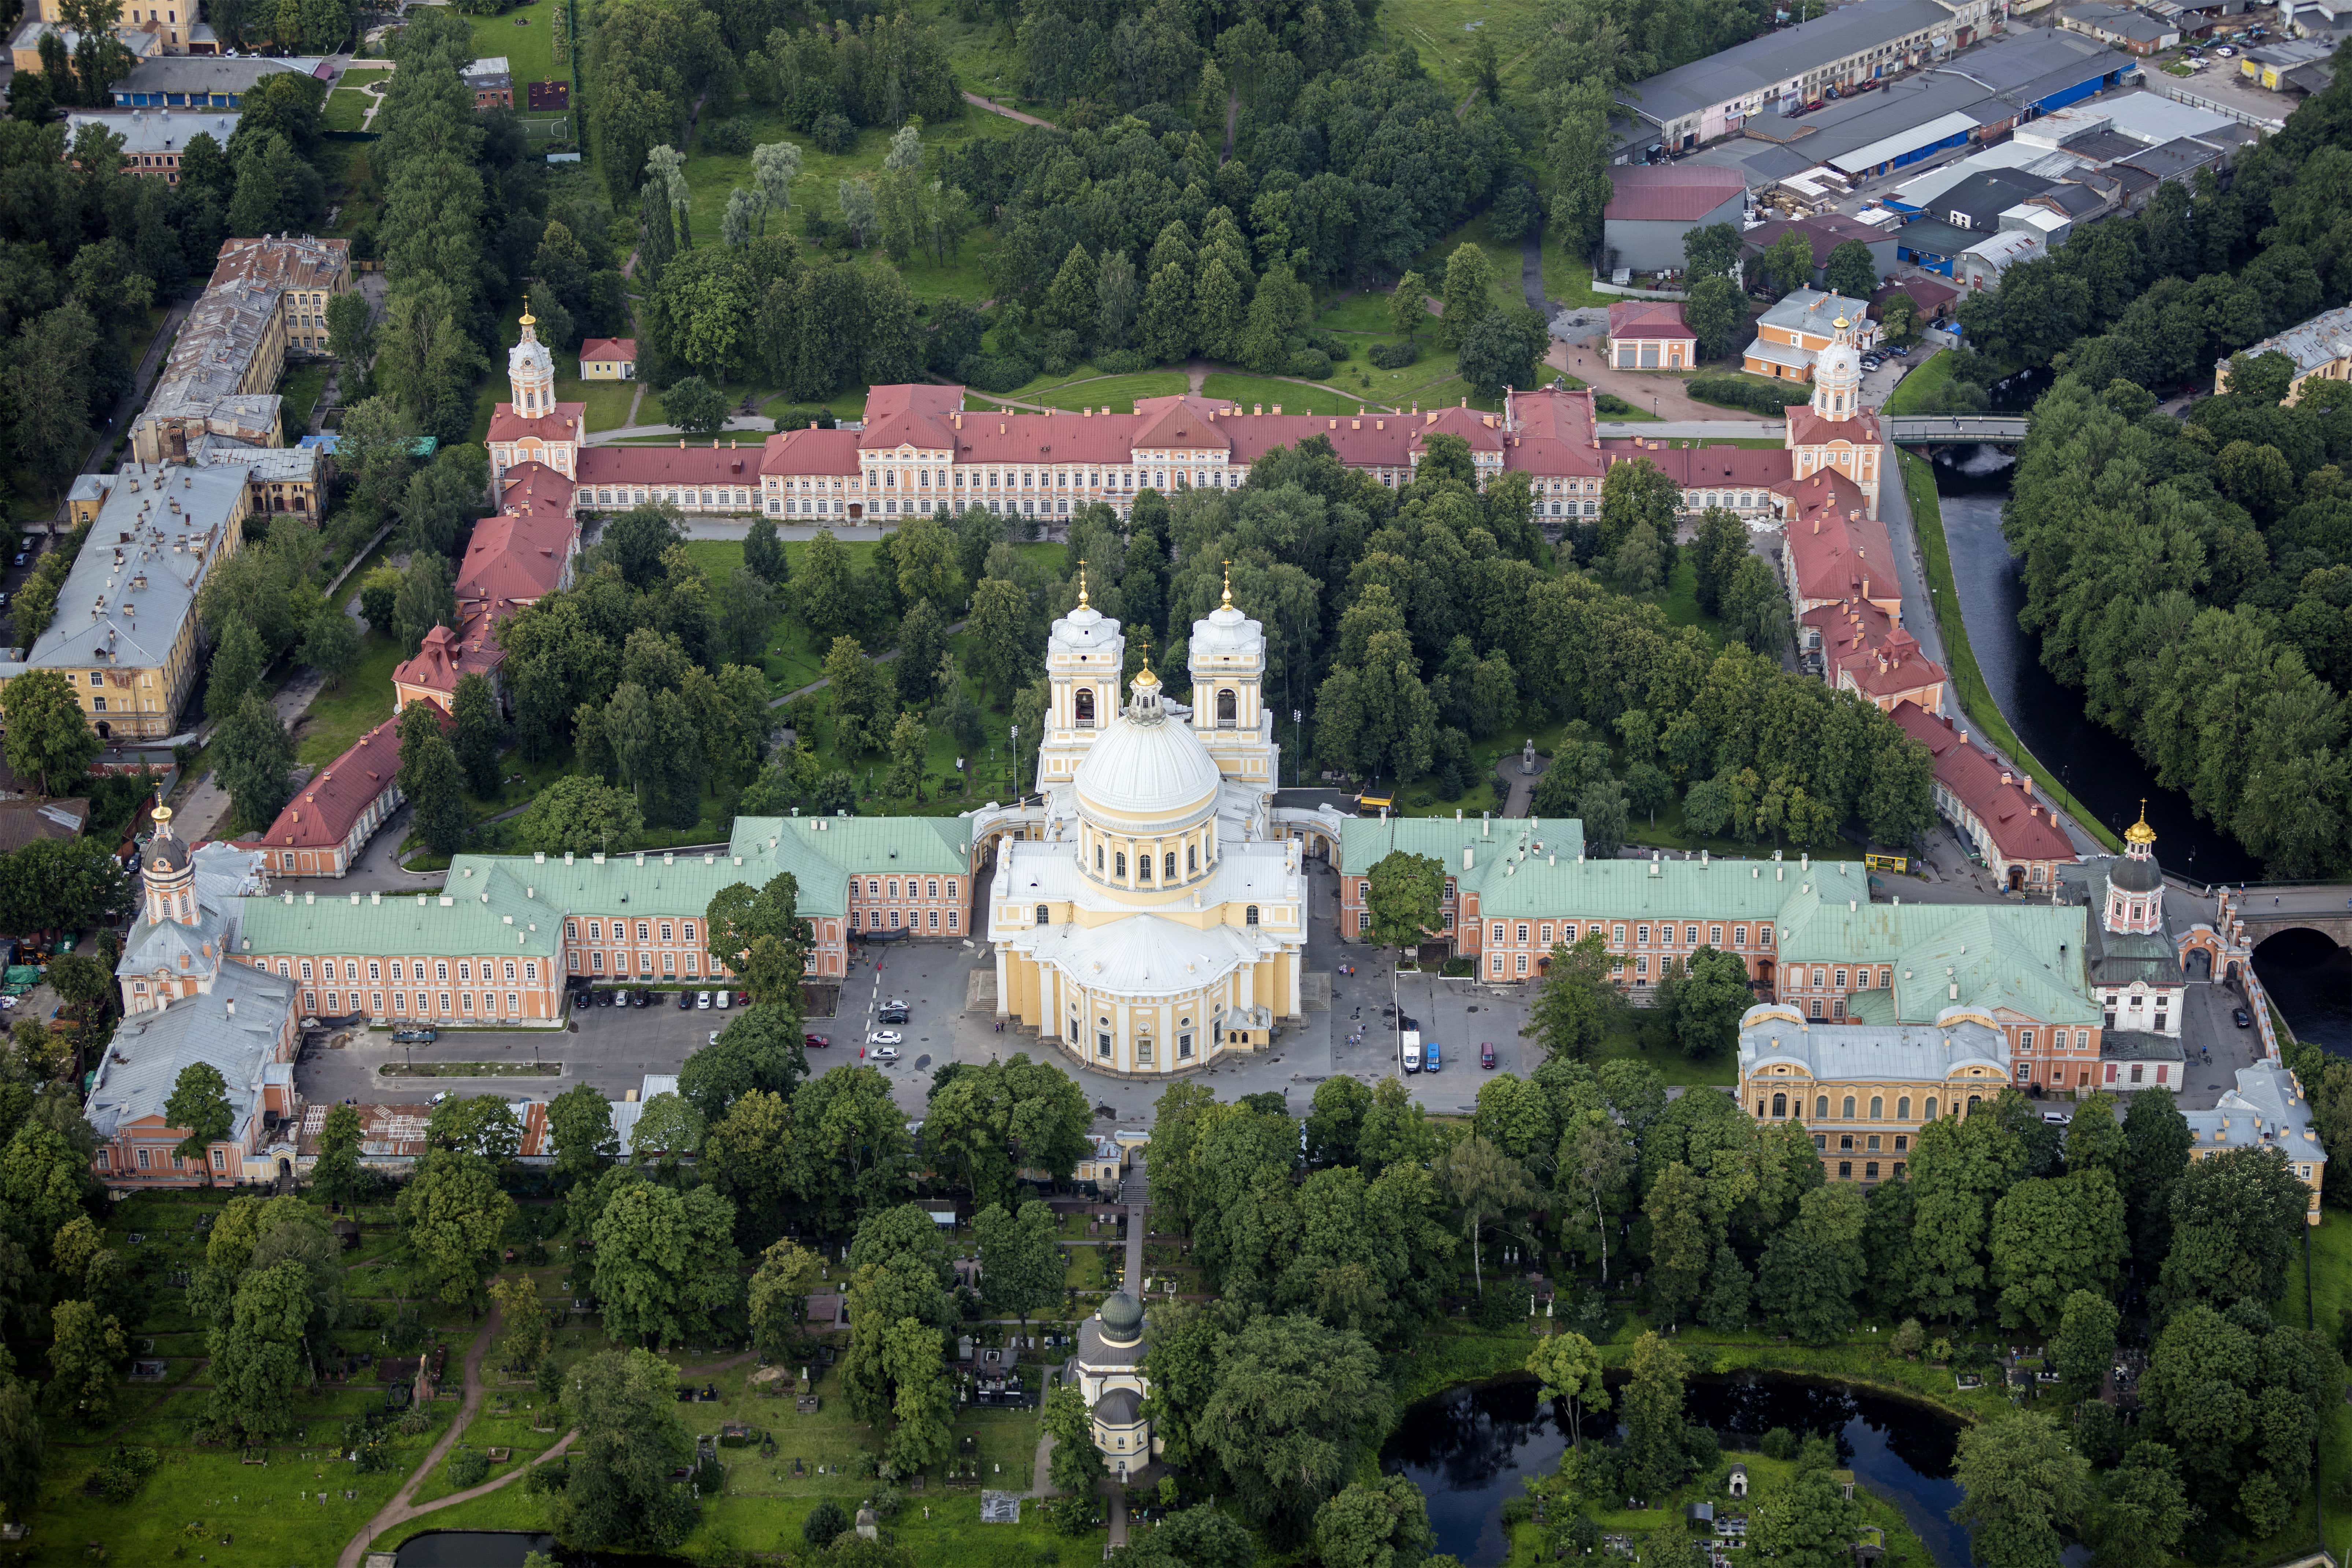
[
  {"xmin": 336, "ymin": 1305, "xmax": 503, "ymax": 1568},
  {"xmin": 964, "ymin": 91, "xmax": 1053, "ymax": 127},
  {"xmin": 766, "ymin": 619, "xmax": 969, "ymax": 709}
]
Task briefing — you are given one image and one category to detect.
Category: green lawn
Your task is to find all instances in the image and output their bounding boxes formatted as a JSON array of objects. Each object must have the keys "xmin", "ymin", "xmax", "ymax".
[
  {"xmin": 279, "ymin": 361, "xmax": 330, "ymax": 437},
  {"xmin": 2287, "ymin": 1213, "xmax": 2352, "ymax": 1567},
  {"xmin": 675, "ymin": 104, "xmax": 1023, "ymax": 305},
  {"xmin": 1539, "ymin": 224, "xmax": 1605, "ymax": 308},
  {"xmin": 1898, "ymin": 450, "xmax": 2123, "ymax": 855},
  {"xmin": 1880, "ymin": 349, "xmax": 1954, "ymax": 415},
  {"xmin": 294, "ymin": 632, "xmax": 404, "ymax": 768},
  {"xmin": 972, "ymin": 369, "xmax": 1191, "ymax": 413},
  {"xmin": 468, "ymin": 0, "xmax": 564, "ymax": 93},
  {"xmin": 1409, "ymin": 209, "xmax": 1533, "ymax": 320},
  {"xmin": 1199, "ymin": 372, "xmax": 1369, "ymax": 416},
  {"xmin": 556, "ymin": 370, "xmax": 641, "ymax": 432},
  {"xmin": 323, "ymin": 85, "xmax": 374, "ymax": 131}
]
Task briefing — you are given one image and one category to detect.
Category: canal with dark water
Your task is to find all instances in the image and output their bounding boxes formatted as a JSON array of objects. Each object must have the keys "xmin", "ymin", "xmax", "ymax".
[
  {"xmin": 1926, "ymin": 436, "xmax": 2352, "ymax": 1054},
  {"xmin": 1382, "ymin": 1373, "xmax": 1972, "ymax": 1568}
]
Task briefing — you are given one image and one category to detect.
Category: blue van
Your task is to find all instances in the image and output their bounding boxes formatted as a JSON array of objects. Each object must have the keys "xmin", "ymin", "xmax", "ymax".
[{"xmin": 1424, "ymin": 1040, "xmax": 1442, "ymax": 1072}]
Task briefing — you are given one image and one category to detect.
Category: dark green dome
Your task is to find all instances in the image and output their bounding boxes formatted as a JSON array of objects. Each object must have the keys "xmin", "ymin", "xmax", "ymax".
[{"xmin": 1099, "ymin": 1290, "xmax": 1144, "ymax": 1342}]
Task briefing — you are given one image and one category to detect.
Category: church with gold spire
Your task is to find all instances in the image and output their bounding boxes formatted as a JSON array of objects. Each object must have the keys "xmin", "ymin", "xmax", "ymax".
[
  {"xmin": 983, "ymin": 565, "xmax": 1307, "ymax": 1076},
  {"xmin": 2076, "ymin": 802, "xmax": 2188, "ymax": 1043}
]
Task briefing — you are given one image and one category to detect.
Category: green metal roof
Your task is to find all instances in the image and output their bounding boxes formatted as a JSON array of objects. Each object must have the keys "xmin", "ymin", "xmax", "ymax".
[
  {"xmin": 235, "ymin": 814, "xmax": 978, "ymax": 947},
  {"xmin": 1777, "ymin": 892, "xmax": 2097, "ymax": 1025},
  {"xmin": 1339, "ymin": 816, "xmax": 1867, "ymax": 921}
]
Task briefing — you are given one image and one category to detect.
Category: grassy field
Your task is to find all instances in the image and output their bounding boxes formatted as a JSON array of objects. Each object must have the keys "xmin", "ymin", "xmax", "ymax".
[
  {"xmin": 1200, "ymin": 372, "xmax": 1372, "ymax": 415},
  {"xmin": 1897, "ymin": 450, "xmax": 2124, "ymax": 855},
  {"xmin": 2288, "ymin": 1214, "xmax": 2352, "ymax": 1566},
  {"xmin": 675, "ymin": 107, "xmax": 1024, "ymax": 305},
  {"xmin": 556, "ymin": 369, "xmax": 641, "ymax": 431},
  {"xmin": 1375, "ymin": 0, "xmax": 1543, "ymax": 98},
  {"xmin": 294, "ymin": 632, "xmax": 404, "ymax": 768},
  {"xmin": 971, "ymin": 369, "xmax": 1190, "ymax": 413},
  {"xmin": 279, "ymin": 361, "xmax": 331, "ymax": 436},
  {"xmin": 1881, "ymin": 349, "xmax": 1955, "ymax": 416},
  {"xmin": 468, "ymin": 0, "xmax": 565, "ymax": 92}
]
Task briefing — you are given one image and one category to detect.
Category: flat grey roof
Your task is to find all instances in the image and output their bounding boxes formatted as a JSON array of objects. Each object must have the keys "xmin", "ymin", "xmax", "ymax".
[
  {"xmin": 1894, "ymin": 216, "xmax": 1978, "ymax": 254},
  {"xmin": 20, "ymin": 465, "xmax": 249, "ymax": 671},
  {"xmin": 1924, "ymin": 26, "xmax": 2116, "ymax": 99},
  {"xmin": 2117, "ymin": 134, "xmax": 2227, "ymax": 179},
  {"xmin": 112, "ymin": 55, "xmax": 318, "ymax": 96},
  {"xmin": 1618, "ymin": 0, "xmax": 1958, "ymax": 127}
]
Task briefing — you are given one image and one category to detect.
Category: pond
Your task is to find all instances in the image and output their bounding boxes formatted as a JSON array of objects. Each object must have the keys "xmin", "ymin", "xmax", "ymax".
[{"xmin": 1381, "ymin": 1372, "xmax": 1972, "ymax": 1568}]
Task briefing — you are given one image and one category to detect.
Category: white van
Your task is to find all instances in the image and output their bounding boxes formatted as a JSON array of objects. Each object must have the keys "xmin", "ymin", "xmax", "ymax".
[{"xmin": 1401, "ymin": 1029, "xmax": 1423, "ymax": 1074}]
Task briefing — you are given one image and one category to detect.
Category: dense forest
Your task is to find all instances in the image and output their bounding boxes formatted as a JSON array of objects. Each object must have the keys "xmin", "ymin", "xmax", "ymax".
[{"xmin": 1966, "ymin": 59, "xmax": 2352, "ymax": 876}]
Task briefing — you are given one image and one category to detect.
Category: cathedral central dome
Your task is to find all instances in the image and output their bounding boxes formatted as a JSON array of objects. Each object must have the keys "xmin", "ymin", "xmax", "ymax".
[{"xmin": 1073, "ymin": 682, "xmax": 1222, "ymax": 827}]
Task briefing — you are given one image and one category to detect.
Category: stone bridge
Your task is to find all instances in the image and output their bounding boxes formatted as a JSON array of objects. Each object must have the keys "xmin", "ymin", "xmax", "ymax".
[
  {"xmin": 2231, "ymin": 885, "xmax": 2352, "ymax": 953},
  {"xmin": 1884, "ymin": 415, "xmax": 2030, "ymax": 446}
]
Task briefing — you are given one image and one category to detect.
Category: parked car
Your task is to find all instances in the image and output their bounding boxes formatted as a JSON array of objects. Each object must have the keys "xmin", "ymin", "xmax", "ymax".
[
  {"xmin": 694, "ymin": 990, "xmax": 712, "ymax": 1009},
  {"xmin": 869, "ymin": 1029, "xmax": 904, "ymax": 1046},
  {"xmin": 1480, "ymin": 1041, "xmax": 1497, "ymax": 1069},
  {"xmin": 675, "ymin": 990, "xmax": 693, "ymax": 1010},
  {"xmin": 714, "ymin": 989, "xmax": 730, "ymax": 1010},
  {"xmin": 391, "ymin": 1028, "xmax": 436, "ymax": 1043},
  {"xmin": 1424, "ymin": 1040, "xmax": 1442, "ymax": 1072},
  {"xmin": 871, "ymin": 1045, "xmax": 901, "ymax": 1062},
  {"xmin": 805, "ymin": 1033, "xmax": 831, "ymax": 1049},
  {"xmin": 2216, "ymin": 45, "xmax": 2236, "ymax": 56},
  {"xmin": 708, "ymin": 1031, "xmax": 721, "ymax": 1046},
  {"xmin": 885, "ymin": 997, "xmax": 908, "ymax": 1011},
  {"xmin": 8, "ymin": 553, "xmax": 25, "ymax": 568},
  {"xmin": 2232, "ymin": 1006, "xmax": 2253, "ymax": 1028},
  {"xmin": 632, "ymin": 989, "xmax": 653, "ymax": 1007},
  {"xmin": 735, "ymin": 992, "xmax": 750, "ymax": 1008},
  {"xmin": 599, "ymin": 989, "xmax": 620, "ymax": 1008},
  {"xmin": 877, "ymin": 1007, "xmax": 910, "ymax": 1025},
  {"xmin": 2041, "ymin": 1111, "xmax": 2071, "ymax": 1125}
]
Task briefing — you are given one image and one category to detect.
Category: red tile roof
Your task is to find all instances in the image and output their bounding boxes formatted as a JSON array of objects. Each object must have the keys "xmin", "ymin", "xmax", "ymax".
[
  {"xmin": 1598, "ymin": 440, "xmax": 1791, "ymax": 488},
  {"xmin": 1608, "ymin": 300, "xmax": 1695, "ymax": 340},
  {"xmin": 575, "ymin": 442, "xmax": 763, "ymax": 487},
  {"xmin": 497, "ymin": 461, "xmax": 575, "ymax": 522},
  {"xmin": 1604, "ymin": 165, "xmax": 1748, "ymax": 223},
  {"xmin": 1872, "ymin": 276, "xmax": 1959, "ymax": 320},
  {"xmin": 393, "ymin": 618, "xmax": 503, "ymax": 699},
  {"xmin": 1785, "ymin": 407, "xmax": 1882, "ymax": 448},
  {"xmin": 487, "ymin": 404, "xmax": 586, "ymax": 445},
  {"xmin": 262, "ymin": 716, "xmax": 400, "ymax": 850},
  {"xmin": 1832, "ymin": 623, "xmax": 1945, "ymax": 702},
  {"xmin": 1741, "ymin": 214, "xmax": 1887, "ymax": 269},
  {"xmin": 457, "ymin": 508, "xmax": 573, "ymax": 612},
  {"xmin": 1891, "ymin": 700, "xmax": 2076, "ymax": 865},
  {"xmin": 762, "ymin": 427, "xmax": 863, "ymax": 475},
  {"xmin": 578, "ymin": 338, "xmax": 636, "ymax": 364},
  {"xmin": 1502, "ymin": 387, "xmax": 1607, "ymax": 477},
  {"xmin": 1779, "ymin": 470, "xmax": 1896, "ymax": 609}
]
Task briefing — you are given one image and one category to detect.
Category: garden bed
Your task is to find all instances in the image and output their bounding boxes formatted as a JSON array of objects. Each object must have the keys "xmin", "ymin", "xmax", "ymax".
[{"xmin": 378, "ymin": 1062, "xmax": 565, "ymax": 1078}]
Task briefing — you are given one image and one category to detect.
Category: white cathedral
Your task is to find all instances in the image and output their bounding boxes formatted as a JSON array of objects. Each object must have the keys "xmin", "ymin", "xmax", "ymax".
[{"xmin": 983, "ymin": 571, "xmax": 1309, "ymax": 1076}]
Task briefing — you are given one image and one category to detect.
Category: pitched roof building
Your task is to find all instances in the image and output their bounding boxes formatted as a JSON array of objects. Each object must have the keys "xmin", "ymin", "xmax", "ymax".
[
  {"xmin": 256, "ymin": 716, "xmax": 404, "ymax": 878},
  {"xmin": 1890, "ymin": 701, "xmax": 2076, "ymax": 891}
]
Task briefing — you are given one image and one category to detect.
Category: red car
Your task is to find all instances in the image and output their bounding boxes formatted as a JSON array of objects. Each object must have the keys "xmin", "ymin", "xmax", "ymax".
[
  {"xmin": 1480, "ymin": 1042, "xmax": 1497, "ymax": 1069},
  {"xmin": 805, "ymin": 1033, "xmax": 831, "ymax": 1049}
]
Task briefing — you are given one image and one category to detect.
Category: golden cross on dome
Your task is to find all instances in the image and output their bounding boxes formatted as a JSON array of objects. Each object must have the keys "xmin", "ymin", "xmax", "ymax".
[
  {"xmin": 1220, "ymin": 558, "xmax": 1233, "ymax": 607},
  {"xmin": 1077, "ymin": 560, "xmax": 1088, "ymax": 607}
]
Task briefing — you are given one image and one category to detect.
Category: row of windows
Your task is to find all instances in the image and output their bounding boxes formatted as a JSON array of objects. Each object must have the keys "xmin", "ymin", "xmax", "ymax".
[
  {"xmin": 854, "ymin": 909, "xmax": 956, "ymax": 931},
  {"xmin": 287, "ymin": 957, "xmax": 538, "ymax": 984},
  {"xmin": 565, "ymin": 919, "xmax": 698, "ymax": 943},
  {"xmin": 320, "ymin": 991, "xmax": 529, "ymax": 1014},
  {"xmin": 858, "ymin": 878, "xmax": 958, "ymax": 899},
  {"xmin": 1095, "ymin": 846, "xmax": 1203, "ymax": 881},
  {"xmin": 1819, "ymin": 1132, "xmax": 1908, "ymax": 1154},
  {"xmin": 1760, "ymin": 1090, "xmax": 1979, "ymax": 1120},
  {"xmin": 1483, "ymin": 918, "xmax": 1767, "ymax": 950},
  {"xmin": 1074, "ymin": 1013, "xmax": 1199, "ymax": 1065},
  {"xmin": 572, "ymin": 951, "xmax": 706, "ymax": 974}
]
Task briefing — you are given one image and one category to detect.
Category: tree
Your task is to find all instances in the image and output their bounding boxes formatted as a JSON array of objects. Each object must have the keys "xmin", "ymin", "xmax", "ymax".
[
  {"xmin": 204, "ymin": 1260, "xmax": 312, "ymax": 1443},
  {"xmin": 2091, "ymin": 1442, "xmax": 2191, "ymax": 1568},
  {"xmin": 394, "ymin": 550, "xmax": 457, "ymax": 656},
  {"xmin": 1043, "ymin": 1381, "xmax": 1106, "ymax": 1498},
  {"xmin": 664, "ymin": 375, "xmax": 729, "ymax": 438},
  {"xmin": 1824, "ymin": 239, "xmax": 1880, "ymax": 299},
  {"xmin": 1362, "ymin": 850, "xmax": 1444, "ymax": 953},
  {"xmin": 678, "ymin": 1008, "xmax": 806, "ymax": 1126},
  {"xmin": 1526, "ymin": 1331, "xmax": 1608, "ymax": 1453},
  {"xmin": 514, "ymin": 774, "xmax": 644, "ymax": 857},
  {"xmin": 1989, "ymin": 1169, "xmax": 2127, "ymax": 1334},
  {"xmin": 1, "ymin": 669, "xmax": 101, "ymax": 796},
  {"xmin": 1313, "ymin": 1475, "xmax": 1433, "ymax": 1568},
  {"xmin": 394, "ymin": 1147, "xmax": 514, "ymax": 1308},
  {"xmin": 744, "ymin": 514, "xmax": 788, "ymax": 585},
  {"xmin": 2051, "ymin": 1289, "xmax": 2119, "ymax": 1400},
  {"xmin": 551, "ymin": 1348, "xmax": 699, "ymax": 1549},
  {"xmin": 1758, "ymin": 1184, "xmax": 1867, "ymax": 1344},
  {"xmin": 491, "ymin": 1274, "xmax": 552, "ymax": 1373},
  {"xmin": 1528, "ymin": 932, "xmax": 1618, "ymax": 1063},
  {"xmin": 298, "ymin": 604, "xmax": 361, "ymax": 688},
  {"xmin": 1761, "ymin": 229, "xmax": 1815, "ymax": 295},
  {"xmin": 967, "ymin": 576, "xmax": 1030, "ymax": 701},
  {"xmin": 923, "ymin": 1055, "xmax": 1093, "ymax": 1210},
  {"xmin": 163, "ymin": 1061, "xmax": 234, "ymax": 1184},
  {"xmin": 1118, "ymin": 1505, "xmax": 1256, "ymax": 1568},
  {"xmin": 1750, "ymin": 1466, "xmax": 1862, "ymax": 1568},
  {"xmin": 1720, "ymin": 555, "xmax": 1792, "ymax": 654},
  {"xmin": 1195, "ymin": 1313, "xmax": 1391, "ymax": 1530},
  {"xmin": 592, "ymin": 1180, "xmax": 742, "ymax": 1348},
  {"xmin": 974, "ymin": 1200, "xmax": 1060, "ymax": 1331},
  {"xmin": 44, "ymin": 1298, "xmax": 127, "ymax": 1423},
  {"xmin": 212, "ymin": 691, "xmax": 297, "ymax": 835},
  {"xmin": 704, "ymin": 870, "xmax": 813, "ymax": 1006},
  {"xmin": 405, "ymin": 721, "xmax": 468, "ymax": 856},
  {"xmin": 548, "ymin": 1082, "xmax": 618, "ymax": 1181},
  {"xmin": 1683, "ymin": 274, "xmax": 1746, "ymax": 362},
  {"xmin": 1457, "ymin": 307, "xmax": 1548, "ymax": 398},
  {"xmin": 1561, "ymin": 1108, "xmax": 1635, "ymax": 1285},
  {"xmin": 1435, "ymin": 1134, "xmax": 1535, "ymax": 1296},
  {"xmin": 2157, "ymin": 1145, "xmax": 2309, "ymax": 1315},
  {"xmin": 1950, "ymin": 1412, "xmax": 2090, "ymax": 1568},
  {"xmin": 205, "ymin": 617, "xmax": 268, "ymax": 723},
  {"xmin": 748, "ymin": 1238, "xmax": 821, "ymax": 1360},
  {"xmin": 310, "ymin": 1101, "xmax": 366, "ymax": 1208},
  {"xmin": 2123, "ymin": 1088, "xmax": 2193, "ymax": 1265},
  {"xmin": 1436, "ymin": 243, "xmax": 1495, "ymax": 350},
  {"xmin": 629, "ymin": 1092, "xmax": 706, "ymax": 1169},
  {"xmin": 1644, "ymin": 1161, "xmax": 1714, "ymax": 1322},
  {"xmin": 1622, "ymin": 1331, "xmax": 1689, "ymax": 1498},
  {"xmin": 2063, "ymin": 1093, "xmax": 2126, "ymax": 1180}
]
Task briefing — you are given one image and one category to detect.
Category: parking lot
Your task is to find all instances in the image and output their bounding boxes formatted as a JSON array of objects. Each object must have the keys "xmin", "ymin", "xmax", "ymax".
[{"xmin": 289, "ymin": 860, "xmax": 1560, "ymax": 1128}]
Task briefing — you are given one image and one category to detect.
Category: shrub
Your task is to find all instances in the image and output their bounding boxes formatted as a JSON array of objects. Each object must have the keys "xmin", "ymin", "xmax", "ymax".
[
  {"xmin": 1092, "ymin": 348, "xmax": 1147, "ymax": 374},
  {"xmin": 1305, "ymin": 329, "xmax": 1348, "ymax": 360},
  {"xmin": 1891, "ymin": 1318, "xmax": 1925, "ymax": 1358},
  {"xmin": 523, "ymin": 1457, "xmax": 569, "ymax": 1496},
  {"xmin": 804, "ymin": 1498, "xmax": 850, "ymax": 1547},
  {"xmin": 1472, "ymin": 1285, "xmax": 1521, "ymax": 1327},
  {"xmin": 702, "ymin": 116, "xmax": 753, "ymax": 155},
  {"xmin": 1929, "ymin": 1336, "xmax": 1953, "ymax": 1363},
  {"xmin": 1687, "ymin": 372, "xmax": 1812, "ymax": 414},
  {"xmin": 811, "ymin": 114, "xmax": 856, "ymax": 154},
  {"xmin": 1593, "ymin": 391, "xmax": 1633, "ymax": 414},
  {"xmin": 1039, "ymin": 328, "xmax": 1081, "ymax": 376},
  {"xmin": 446, "ymin": 1446, "xmax": 489, "ymax": 1488},
  {"xmin": 1288, "ymin": 347, "xmax": 1333, "ymax": 379},
  {"xmin": 1759, "ymin": 1426, "xmax": 1798, "ymax": 1460},
  {"xmin": 957, "ymin": 354, "xmax": 1036, "ymax": 393},
  {"xmin": 87, "ymin": 1444, "xmax": 159, "ymax": 1502},
  {"xmin": 1367, "ymin": 339, "xmax": 1419, "ymax": 370}
]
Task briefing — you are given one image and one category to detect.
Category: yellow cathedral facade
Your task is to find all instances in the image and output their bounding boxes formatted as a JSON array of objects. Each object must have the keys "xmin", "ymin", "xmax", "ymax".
[{"xmin": 985, "ymin": 572, "xmax": 1307, "ymax": 1076}]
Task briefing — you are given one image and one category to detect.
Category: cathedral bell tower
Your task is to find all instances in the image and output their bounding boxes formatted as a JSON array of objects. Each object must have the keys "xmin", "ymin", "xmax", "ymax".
[
  {"xmin": 2103, "ymin": 802, "xmax": 2166, "ymax": 935},
  {"xmin": 1810, "ymin": 315, "xmax": 1862, "ymax": 423},
  {"xmin": 142, "ymin": 801, "xmax": 196, "ymax": 928},
  {"xmin": 1035, "ymin": 563, "xmax": 1126, "ymax": 791},
  {"xmin": 509, "ymin": 311, "xmax": 557, "ymax": 419}
]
